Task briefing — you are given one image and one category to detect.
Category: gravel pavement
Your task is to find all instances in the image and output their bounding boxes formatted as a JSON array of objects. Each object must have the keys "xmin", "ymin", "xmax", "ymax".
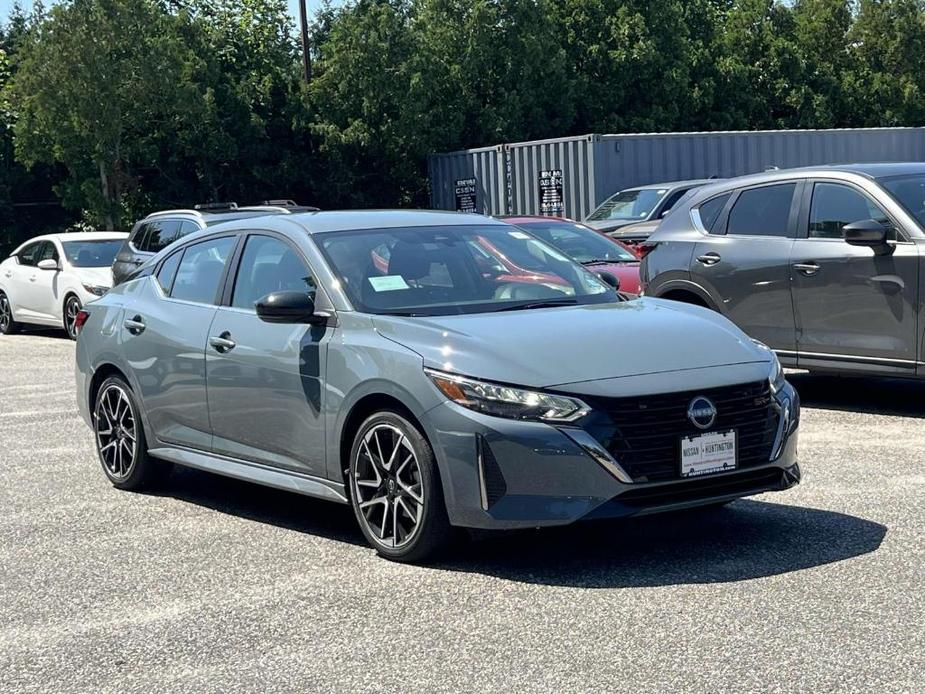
[{"xmin": 0, "ymin": 331, "xmax": 921, "ymax": 693}]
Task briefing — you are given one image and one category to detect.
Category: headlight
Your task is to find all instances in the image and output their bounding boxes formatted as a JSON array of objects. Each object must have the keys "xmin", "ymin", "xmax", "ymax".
[
  {"xmin": 425, "ymin": 368, "xmax": 590, "ymax": 422},
  {"xmin": 752, "ymin": 339, "xmax": 785, "ymax": 394},
  {"xmin": 82, "ymin": 283, "xmax": 108, "ymax": 297}
]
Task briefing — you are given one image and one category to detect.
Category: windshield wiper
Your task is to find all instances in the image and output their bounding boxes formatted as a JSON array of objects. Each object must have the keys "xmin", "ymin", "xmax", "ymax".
[{"xmin": 492, "ymin": 298, "xmax": 579, "ymax": 312}]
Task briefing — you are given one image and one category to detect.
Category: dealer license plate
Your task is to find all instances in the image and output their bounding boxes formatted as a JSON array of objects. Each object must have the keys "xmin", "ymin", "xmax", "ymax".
[{"xmin": 680, "ymin": 430, "xmax": 737, "ymax": 478}]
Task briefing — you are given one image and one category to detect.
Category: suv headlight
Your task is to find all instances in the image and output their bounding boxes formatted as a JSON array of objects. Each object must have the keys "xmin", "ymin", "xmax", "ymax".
[
  {"xmin": 82, "ymin": 283, "xmax": 108, "ymax": 297},
  {"xmin": 425, "ymin": 368, "xmax": 590, "ymax": 422}
]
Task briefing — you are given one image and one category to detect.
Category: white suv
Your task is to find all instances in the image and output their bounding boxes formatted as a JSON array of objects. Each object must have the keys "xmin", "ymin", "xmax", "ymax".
[{"xmin": 0, "ymin": 232, "xmax": 128, "ymax": 339}]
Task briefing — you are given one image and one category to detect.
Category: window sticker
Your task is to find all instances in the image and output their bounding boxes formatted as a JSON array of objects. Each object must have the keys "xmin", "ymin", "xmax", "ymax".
[
  {"xmin": 508, "ymin": 230, "xmax": 531, "ymax": 240},
  {"xmin": 368, "ymin": 275, "xmax": 410, "ymax": 292}
]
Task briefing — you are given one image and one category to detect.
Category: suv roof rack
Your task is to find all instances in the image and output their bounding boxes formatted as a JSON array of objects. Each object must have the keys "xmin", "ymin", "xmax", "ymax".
[
  {"xmin": 262, "ymin": 199, "xmax": 299, "ymax": 207},
  {"xmin": 194, "ymin": 202, "xmax": 238, "ymax": 212}
]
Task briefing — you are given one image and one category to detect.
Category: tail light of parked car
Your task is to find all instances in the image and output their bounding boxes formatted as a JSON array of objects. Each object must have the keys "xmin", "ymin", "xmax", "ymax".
[{"xmin": 74, "ymin": 310, "xmax": 90, "ymax": 336}]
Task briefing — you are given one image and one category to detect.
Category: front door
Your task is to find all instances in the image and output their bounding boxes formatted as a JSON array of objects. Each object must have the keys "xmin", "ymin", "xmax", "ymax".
[
  {"xmin": 206, "ymin": 233, "xmax": 331, "ymax": 476},
  {"xmin": 20, "ymin": 241, "xmax": 60, "ymax": 320},
  {"xmin": 120, "ymin": 234, "xmax": 238, "ymax": 450},
  {"xmin": 689, "ymin": 181, "xmax": 801, "ymax": 351},
  {"xmin": 790, "ymin": 181, "xmax": 919, "ymax": 370}
]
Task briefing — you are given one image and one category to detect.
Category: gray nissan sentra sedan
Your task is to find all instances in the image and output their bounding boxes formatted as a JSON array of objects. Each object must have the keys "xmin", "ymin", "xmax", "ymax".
[{"xmin": 75, "ymin": 210, "xmax": 800, "ymax": 562}]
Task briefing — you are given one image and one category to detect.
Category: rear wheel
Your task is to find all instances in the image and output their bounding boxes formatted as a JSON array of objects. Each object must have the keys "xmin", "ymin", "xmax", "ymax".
[
  {"xmin": 64, "ymin": 295, "xmax": 82, "ymax": 340},
  {"xmin": 0, "ymin": 291, "xmax": 21, "ymax": 335},
  {"xmin": 348, "ymin": 411, "xmax": 452, "ymax": 562},
  {"xmin": 94, "ymin": 376, "xmax": 171, "ymax": 490}
]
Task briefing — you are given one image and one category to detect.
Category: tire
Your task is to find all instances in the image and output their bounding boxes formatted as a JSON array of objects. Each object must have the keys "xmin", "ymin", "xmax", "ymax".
[
  {"xmin": 348, "ymin": 411, "xmax": 453, "ymax": 562},
  {"xmin": 93, "ymin": 376, "xmax": 171, "ymax": 491},
  {"xmin": 64, "ymin": 294, "xmax": 82, "ymax": 340},
  {"xmin": 0, "ymin": 291, "xmax": 21, "ymax": 335}
]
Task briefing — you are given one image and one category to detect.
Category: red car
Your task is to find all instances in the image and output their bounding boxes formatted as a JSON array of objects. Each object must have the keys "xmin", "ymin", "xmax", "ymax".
[{"xmin": 498, "ymin": 216, "xmax": 642, "ymax": 294}]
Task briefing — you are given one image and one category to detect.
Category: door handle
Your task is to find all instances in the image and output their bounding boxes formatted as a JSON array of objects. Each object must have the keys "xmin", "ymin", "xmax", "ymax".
[
  {"xmin": 123, "ymin": 316, "xmax": 146, "ymax": 335},
  {"xmin": 29, "ymin": 275, "xmax": 37, "ymax": 282},
  {"xmin": 209, "ymin": 331, "xmax": 236, "ymax": 353},
  {"xmin": 696, "ymin": 252, "xmax": 721, "ymax": 266},
  {"xmin": 793, "ymin": 262, "xmax": 820, "ymax": 276},
  {"xmin": 130, "ymin": 259, "xmax": 144, "ymax": 266}
]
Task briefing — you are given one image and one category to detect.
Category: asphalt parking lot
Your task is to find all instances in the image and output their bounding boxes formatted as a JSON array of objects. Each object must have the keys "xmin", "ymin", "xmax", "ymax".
[{"xmin": 0, "ymin": 331, "xmax": 922, "ymax": 693}]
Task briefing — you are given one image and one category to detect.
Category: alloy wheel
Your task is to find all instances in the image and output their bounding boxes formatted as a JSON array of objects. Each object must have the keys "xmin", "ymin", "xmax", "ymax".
[
  {"xmin": 65, "ymin": 297, "xmax": 81, "ymax": 339},
  {"xmin": 95, "ymin": 384, "xmax": 137, "ymax": 479},
  {"xmin": 0, "ymin": 294, "xmax": 10, "ymax": 333},
  {"xmin": 352, "ymin": 423, "xmax": 425, "ymax": 549}
]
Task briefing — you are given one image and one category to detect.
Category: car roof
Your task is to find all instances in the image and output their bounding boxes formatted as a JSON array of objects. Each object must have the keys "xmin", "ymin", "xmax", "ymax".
[
  {"xmin": 10, "ymin": 231, "xmax": 128, "ymax": 254},
  {"xmin": 497, "ymin": 215, "xmax": 582, "ymax": 224},
  {"xmin": 144, "ymin": 208, "xmax": 292, "ymax": 224},
  {"xmin": 621, "ymin": 179, "xmax": 715, "ymax": 192},
  {"xmin": 272, "ymin": 210, "xmax": 509, "ymax": 234},
  {"xmin": 770, "ymin": 162, "xmax": 925, "ymax": 179}
]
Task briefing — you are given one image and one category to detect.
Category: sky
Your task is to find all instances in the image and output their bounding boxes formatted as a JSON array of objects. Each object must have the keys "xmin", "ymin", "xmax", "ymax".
[{"xmin": 0, "ymin": 0, "xmax": 333, "ymax": 25}]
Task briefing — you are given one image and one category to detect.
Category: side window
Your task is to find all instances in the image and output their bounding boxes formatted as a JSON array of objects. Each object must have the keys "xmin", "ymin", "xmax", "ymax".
[
  {"xmin": 178, "ymin": 220, "xmax": 201, "ymax": 240},
  {"xmin": 170, "ymin": 236, "xmax": 236, "ymax": 304},
  {"xmin": 18, "ymin": 242, "xmax": 43, "ymax": 266},
  {"xmin": 696, "ymin": 194, "xmax": 732, "ymax": 234},
  {"xmin": 727, "ymin": 183, "xmax": 797, "ymax": 237},
  {"xmin": 38, "ymin": 241, "xmax": 59, "ymax": 262},
  {"xmin": 809, "ymin": 183, "xmax": 892, "ymax": 239},
  {"xmin": 142, "ymin": 219, "xmax": 183, "ymax": 254},
  {"xmin": 232, "ymin": 235, "xmax": 314, "ymax": 309},
  {"xmin": 660, "ymin": 188, "xmax": 689, "ymax": 217},
  {"xmin": 131, "ymin": 223, "xmax": 151, "ymax": 252},
  {"xmin": 156, "ymin": 250, "xmax": 183, "ymax": 295}
]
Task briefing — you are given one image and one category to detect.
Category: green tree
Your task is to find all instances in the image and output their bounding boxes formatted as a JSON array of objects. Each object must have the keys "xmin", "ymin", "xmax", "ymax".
[{"xmin": 9, "ymin": 0, "xmax": 200, "ymax": 228}]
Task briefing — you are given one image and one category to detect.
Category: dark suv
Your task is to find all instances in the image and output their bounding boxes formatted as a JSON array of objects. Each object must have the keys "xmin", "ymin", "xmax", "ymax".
[
  {"xmin": 112, "ymin": 201, "xmax": 319, "ymax": 285},
  {"xmin": 642, "ymin": 163, "xmax": 925, "ymax": 377}
]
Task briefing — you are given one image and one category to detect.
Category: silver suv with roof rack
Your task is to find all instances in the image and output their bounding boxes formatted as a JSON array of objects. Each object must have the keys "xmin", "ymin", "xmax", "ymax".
[{"xmin": 111, "ymin": 201, "xmax": 320, "ymax": 285}]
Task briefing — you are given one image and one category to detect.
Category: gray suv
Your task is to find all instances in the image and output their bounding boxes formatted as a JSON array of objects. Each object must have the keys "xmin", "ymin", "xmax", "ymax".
[
  {"xmin": 111, "ymin": 201, "xmax": 319, "ymax": 285},
  {"xmin": 76, "ymin": 210, "xmax": 799, "ymax": 562},
  {"xmin": 643, "ymin": 163, "xmax": 925, "ymax": 377}
]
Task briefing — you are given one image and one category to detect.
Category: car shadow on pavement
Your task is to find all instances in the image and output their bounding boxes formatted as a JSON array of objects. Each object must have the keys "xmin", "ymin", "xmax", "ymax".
[
  {"xmin": 156, "ymin": 465, "xmax": 366, "ymax": 547},
  {"xmin": 788, "ymin": 372, "xmax": 925, "ymax": 418},
  {"xmin": 435, "ymin": 500, "xmax": 886, "ymax": 588}
]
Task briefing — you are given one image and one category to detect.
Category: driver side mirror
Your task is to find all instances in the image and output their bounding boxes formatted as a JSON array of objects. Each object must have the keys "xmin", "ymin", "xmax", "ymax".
[
  {"xmin": 597, "ymin": 271, "xmax": 621, "ymax": 291},
  {"xmin": 256, "ymin": 290, "xmax": 326, "ymax": 325},
  {"xmin": 843, "ymin": 219, "xmax": 889, "ymax": 247},
  {"xmin": 37, "ymin": 259, "xmax": 59, "ymax": 271}
]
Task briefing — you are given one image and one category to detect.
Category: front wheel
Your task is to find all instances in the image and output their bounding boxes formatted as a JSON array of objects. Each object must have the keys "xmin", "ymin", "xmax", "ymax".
[
  {"xmin": 94, "ymin": 376, "xmax": 171, "ymax": 490},
  {"xmin": 0, "ymin": 291, "xmax": 21, "ymax": 335},
  {"xmin": 348, "ymin": 411, "xmax": 452, "ymax": 562},
  {"xmin": 64, "ymin": 295, "xmax": 82, "ymax": 340}
]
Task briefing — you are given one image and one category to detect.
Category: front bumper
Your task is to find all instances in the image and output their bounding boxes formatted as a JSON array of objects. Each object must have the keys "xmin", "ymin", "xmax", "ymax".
[{"xmin": 427, "ymin": 382, "xmax": 800, "ymax": 530}]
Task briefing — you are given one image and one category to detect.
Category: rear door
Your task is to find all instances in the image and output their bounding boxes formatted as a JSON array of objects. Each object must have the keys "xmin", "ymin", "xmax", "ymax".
[
  {"xmin": 790, "ymin": 180, "xmax": 919, "ymax": 371},
  {"xmin": 689, "ymin": 181, "xmax": 802, "ymax": 352},
  {"xmin": 113, "ymin": 222, "xmax": 151, "ymax": 285},
  {"xmin": 205, "ymin": 232, "xmax": 332, "ymax": 476},
  {"xmin": 119, "ymin": 233, "xmax": 239, "ymax": 450},
  {"xmin": 4, "ymin": 241, "xmax": 43, "ymax": 318}
]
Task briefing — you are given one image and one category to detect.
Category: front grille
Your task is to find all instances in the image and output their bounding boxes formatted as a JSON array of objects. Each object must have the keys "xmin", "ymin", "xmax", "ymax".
[{"xmin": 580, "ymin": 380, "xmax": 778, "ymax": 483}]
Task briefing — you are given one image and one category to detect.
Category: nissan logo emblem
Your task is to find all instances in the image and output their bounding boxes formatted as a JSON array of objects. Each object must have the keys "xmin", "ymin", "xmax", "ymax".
[{"xmin": 687, "ymin": 396, "xmax": 717, "ymax": 430}]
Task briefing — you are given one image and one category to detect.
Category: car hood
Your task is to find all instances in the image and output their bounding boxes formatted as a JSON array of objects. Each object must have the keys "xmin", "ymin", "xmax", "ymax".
[
  {"xmin": 72, "ymin": 266, "xmax": 114, "ymax": 287},
  {"xmin": 372, "ymin": 298, "xmax": 770, "ymax": 389},
  {"xmin": 581, "ymin": 261, "xmax": 640, "ymax": 294}
]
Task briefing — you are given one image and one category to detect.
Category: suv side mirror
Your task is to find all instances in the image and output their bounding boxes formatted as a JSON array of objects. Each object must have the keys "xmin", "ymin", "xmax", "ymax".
[
  {"xmin": 843, "ymin": 219, "xmax": 889, "ymax": 247},
  {"xmin": 256, "ymin": 290, "xmax": 325, "ymax": 324},
  {"xmin": 37, "ymin": 259, "xmax": 59, "ymax": 271},
  {"xmin": 597, "ymin": 271, "xmax": 621, "ymax": 291}
]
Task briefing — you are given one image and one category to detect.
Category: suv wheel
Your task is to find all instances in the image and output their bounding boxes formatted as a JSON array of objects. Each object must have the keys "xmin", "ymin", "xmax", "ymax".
[
  {"xmin": 0, "ymin": 292, "xmax": 21, "ymax": 335},
  {"xmin": 64, "ymin": 295, "xmax": 82, "ymax": 340},
  {"xmin": 94, "ymin": 376, "xmax": 170, "ymax": 490},
  {"xmin": 348, "ymin": 411, "xmax": 452, "ymax": 562}
]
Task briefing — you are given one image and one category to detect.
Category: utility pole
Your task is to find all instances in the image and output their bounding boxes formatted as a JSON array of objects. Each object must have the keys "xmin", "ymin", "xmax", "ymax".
[{"xmin": 298, "ymin": 0, "xmax": 311, "ymax": 83}]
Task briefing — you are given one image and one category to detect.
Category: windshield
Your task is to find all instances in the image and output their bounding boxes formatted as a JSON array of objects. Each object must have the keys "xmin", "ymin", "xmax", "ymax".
[
  {"xmin": 587, "ymin": 188, "xmax": 667, "ymax": 222},
  {"xmin": 514, "ymin": 220, "xmax": 637, "ymax": 263},
  {"xmin": 62, "ymin": 239, "xmax": 124, "ymax": 267},
  {"xmin": 881, "ymin": 175, "xmax": 925, "ymax": 228},
  {"xmin": 315, "ymin": 225, "xmax": 616, "ymax": 316}
]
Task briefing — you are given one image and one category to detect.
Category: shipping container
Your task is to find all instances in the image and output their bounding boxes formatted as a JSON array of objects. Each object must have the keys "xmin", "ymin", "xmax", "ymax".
[{"xmin": 428, "ymin": 128, "xmax": 925, "ymax": 220}]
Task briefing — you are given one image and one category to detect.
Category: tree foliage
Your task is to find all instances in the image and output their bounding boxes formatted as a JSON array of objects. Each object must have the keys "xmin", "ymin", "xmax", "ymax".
[{"xmin": 3, "ymin": 0, "xmax": 925, "ymax": 247}]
